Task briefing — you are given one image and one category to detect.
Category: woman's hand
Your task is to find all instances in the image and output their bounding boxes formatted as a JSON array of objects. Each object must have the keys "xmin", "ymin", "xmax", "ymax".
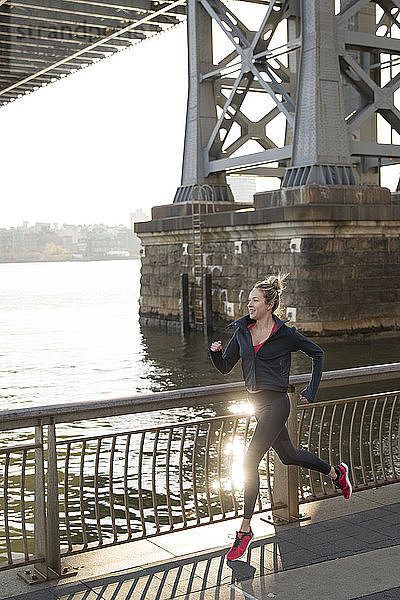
[
  {"xmin": 210, "ymin": 341, "xmax": 223, "ymax": 352},
  {"xmin": 299, "ymin": 394, "xmax": 310, "ymax": 403}
]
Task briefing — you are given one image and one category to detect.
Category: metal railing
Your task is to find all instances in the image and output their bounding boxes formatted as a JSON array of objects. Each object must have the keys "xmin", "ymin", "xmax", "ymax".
[
  {"xmin": 56, "ymin": 414, "xmax": 277, "ymax": 557},
  {"xmin": 1, "ymin": 362, "xmax": 400, "ymax": 580},
  {"xmin": 297, "ymin": 390, "xmax": 400, "ymax": 501}
]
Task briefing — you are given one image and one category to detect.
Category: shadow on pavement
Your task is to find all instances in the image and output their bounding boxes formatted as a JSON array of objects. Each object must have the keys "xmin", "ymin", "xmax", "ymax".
[{"xmin": 9, "ymin": 501, "xmax": 400, "ymax": 600}]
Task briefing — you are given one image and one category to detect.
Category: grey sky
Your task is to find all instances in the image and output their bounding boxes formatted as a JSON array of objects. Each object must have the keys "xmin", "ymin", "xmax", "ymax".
[{"xmin": 0, "ymin": 25, "xmax": 188, "ymax": 228}]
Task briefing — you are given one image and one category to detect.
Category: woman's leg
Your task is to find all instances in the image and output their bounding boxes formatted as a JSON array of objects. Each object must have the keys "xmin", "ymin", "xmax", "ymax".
[
  {"xmin": 272, "ymin": 422, "xmax": 332, "ymax": 475},
  {"xmin": 241, "ymin": 392, "xmax": 290, "ymax": 526}
]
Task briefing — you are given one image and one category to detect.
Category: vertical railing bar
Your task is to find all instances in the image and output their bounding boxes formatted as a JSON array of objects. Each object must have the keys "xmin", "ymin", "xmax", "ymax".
[
  {"xmin": 192, "ymin": 423, "xmax": 201, "ymax": 525},
  {"xmin": 204, "ymin": 422, "xmax": 213, "ymax": 522},
  {"xmin": 109, "ymin": 435, "xmax": 118, "ymax": 543},
  {"xmin": 4, "ymin": 452, "xmax": 13, "ymax": 564},
  {"xmin": 137, "ymin": 432, "xmax": 147, "ymax": 537},
  {"xmin": 243, "ymin": 416, "xmax": 251, "ymax": 507},
  {"xmin": 359, "ymin": 399, "xmax": 369, "ymax": 486},
  {"xmin": 79, "ymin": 440, "xmax": 88, "ymax": 549},
  {"xmin": 243, "ymin": 416, "xmax": 251, "ymax": 447},
  {"xmin": 94, "ymin": 438, "xmax": 103, "ymax": 547},
  {"xmin": 297, "ymin": 408, "xmax": 306, "ymax": 501},
  {"xmin": 152, "ymin": 430, "xmax": 161, "ymax": 534},
  {"xmin": 398, "ymin": 395, "xmax": 400, "ymax": 475},
  {"xmin": 257, "ymin": 455, "xmax": 263, "ymax": 513},
  {"xmin": 339, "ymin": 403, "xmax": 347, "ymax": 465},
  {"xmin": 318, "ymin": 406, "xmax": 327, "ymax": 496},
  {"xmin": 20, "ymin": 449, "xmax": 29, "ymax": 561},
  {"xmin": 64, "ymin": 442, "xmax": 73, "ymax": 552},
  {"xmin": 369, "ymin": 398, "xmax": 378, "ymax": 484},
  {"xmin": 165, "ymin": 428, "xmax": 174, "ymax": 531},
  {"xmin": 307, "ymin": 406, "xmax": 316, "ymax": 498},
  {"xmin": 265, "ymin": 449, "xmax": 273, "ymax": 508},
  {"xmin": 379, "ymin": 396, "xmax": 388, "ymax": 481},
  {"xmin": 230, "ymin": 418, "xmax": 239, "ymax": 516},
  {"xmin": 123, "ymin": 434, "xmax": 132, "ymax": 540},
  {"xmin": 178, "ymin": 426, "xmax": 188, "ymax": 528},
  {"xmin": 216, "ymin": 420, "xmax": 225, "ymax": 518},
  {"xmin": 297, "ymin": 409, "xmax": 305, "ymax": 447},
  {"xmin": 388, "ymin": 394, "xmax": 398, "ymax": 479},
  {"xmin": 328, "ymin": 404, "xmax": 337, "ymax": 470},
  {"xmin": 349, "ymin": 402, "xmax": 358, "ymax": 488}
]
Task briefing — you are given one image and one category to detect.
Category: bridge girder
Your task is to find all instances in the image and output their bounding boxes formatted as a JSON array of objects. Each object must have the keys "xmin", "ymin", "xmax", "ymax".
[{"xmin": 175, "ymin": 0, "xmax": 400, "ymax": 198}]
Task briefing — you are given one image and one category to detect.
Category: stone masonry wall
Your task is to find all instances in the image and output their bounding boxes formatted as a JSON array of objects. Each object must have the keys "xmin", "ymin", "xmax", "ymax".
[
  {"xmin": 138, "ymin": 230, "xmax": 400, "ymax": 336},
  {"xmin": 136, "ymin": 187, "xmax": 400, "ymax": 336}
]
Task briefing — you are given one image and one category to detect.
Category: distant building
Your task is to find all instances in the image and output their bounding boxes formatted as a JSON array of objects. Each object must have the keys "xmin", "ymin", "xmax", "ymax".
[
  {"xmin": 130, "ymin": 209, "xmax": 149, "ymax": 230},
  {"xmin": 227, "ymin": 176, "xmax": 257, "ymax": 204},
  {"xmin": 0, "ymin": 222, "xmax": 141, "ymax": 261}
]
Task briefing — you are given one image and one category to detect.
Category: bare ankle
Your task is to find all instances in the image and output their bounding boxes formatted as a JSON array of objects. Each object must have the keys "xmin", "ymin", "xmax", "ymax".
[{"xmin": 240, "ymin": 519, "xmax": 251, "ymax": 532}]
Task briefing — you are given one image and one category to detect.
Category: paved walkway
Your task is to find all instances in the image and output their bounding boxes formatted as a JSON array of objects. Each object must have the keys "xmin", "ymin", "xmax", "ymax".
[{"xmin": 2, "ymin": 484, "xmax": 400, "ymax": 600}]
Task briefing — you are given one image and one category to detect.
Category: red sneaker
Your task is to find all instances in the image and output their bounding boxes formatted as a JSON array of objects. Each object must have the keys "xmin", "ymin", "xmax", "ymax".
[
  {"xmin": 334, "ymin": 462, "xmax": 352, "ymax": 499},
  {"xmin": 226, "ymin": 529, "xmax": 254, "ymax": 561}
]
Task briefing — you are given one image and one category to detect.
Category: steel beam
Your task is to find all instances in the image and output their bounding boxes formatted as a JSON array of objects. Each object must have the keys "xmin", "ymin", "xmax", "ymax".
[
  {"xmin": 206, "ymin": 145, "xmax": 292, "ymax": 173},
  {"xmin": 0, "ymin": 0, "xmax": 185, "ymax": 100},
  {"xmin": 351, "ymin": 141, "xmax": 400, "ymax": 157},
  {"xmin": 344, "ymin": 30, "xmax": 400, "ymax": 54},
  {"xmin": 175, "ymin": 0, "xmax": 232, "ymax": 201},
  {"xmin": 283, "ymin": 0, "xmax": 356, "ymax": 186},
  {"xmin": 175, "ymin": 0, "xmax": 296, "ymax": 200}
]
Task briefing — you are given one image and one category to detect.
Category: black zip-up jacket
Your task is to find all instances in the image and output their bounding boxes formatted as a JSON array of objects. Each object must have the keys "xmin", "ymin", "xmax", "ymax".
[{"xmin": 209, "ymin": 314, "xmax": 324, "ymax": 402}]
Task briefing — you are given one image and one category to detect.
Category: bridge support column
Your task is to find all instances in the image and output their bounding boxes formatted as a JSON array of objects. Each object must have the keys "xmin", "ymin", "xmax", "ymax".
[
  {"xmin": 283, "ymin": 0, "xmax": 357, "ymax": 186},
  {"xmin": 174, "ymin": 0, "xmax": 233, "ymax": 203}
]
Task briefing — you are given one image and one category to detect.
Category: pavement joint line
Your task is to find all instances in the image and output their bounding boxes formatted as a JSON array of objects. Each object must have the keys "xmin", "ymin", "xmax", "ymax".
[
  {"xmin": 230, "ymin": 583, "xmax": 260, "ymax": 599},
  {"xmin": 145, "ymin": 538, "xmax": 178, "ymax": 558}
]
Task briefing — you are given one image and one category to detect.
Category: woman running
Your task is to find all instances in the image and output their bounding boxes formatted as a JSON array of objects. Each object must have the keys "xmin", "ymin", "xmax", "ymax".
[{"xmin": 209, "ymin": 274, "xmax": 352, "ymax": 561}]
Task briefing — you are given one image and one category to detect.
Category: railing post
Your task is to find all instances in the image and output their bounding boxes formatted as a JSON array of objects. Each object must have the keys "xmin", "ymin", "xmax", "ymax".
[
  {"xmin": 271, "ymin": 389, "xmax": 299, "ymax": 523},
  {"xmin": 33, "ymin": 423, "xmax": 47, "ymax": 580},
  {"xmin": 46, "ymin": 420, "xmax": 61, "ymax": 577}
]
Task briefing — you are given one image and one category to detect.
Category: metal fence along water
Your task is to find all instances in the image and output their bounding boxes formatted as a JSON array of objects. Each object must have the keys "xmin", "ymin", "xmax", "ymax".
[{"xmin": 0, "ymin": 363, "xmax": 399, "ymax": 580}]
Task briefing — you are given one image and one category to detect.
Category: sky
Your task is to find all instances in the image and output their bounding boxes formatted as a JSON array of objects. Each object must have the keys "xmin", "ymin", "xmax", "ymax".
[
  {"xmin": 0, "ymin": 1, "xmax": 288, "ymax": 229},
  {"xmin": 0, "ymin": 24, "xmax": 189, "ymax": 228},
  {"xmin": 0, "ymin": 4, "xmax": 398, "ymax": 229}
]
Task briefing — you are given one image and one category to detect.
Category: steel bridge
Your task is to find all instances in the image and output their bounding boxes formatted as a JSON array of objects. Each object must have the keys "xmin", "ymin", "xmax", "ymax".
[{"xmin": 2, "ymin": 0, "xmax": 400, "ymax": 190}]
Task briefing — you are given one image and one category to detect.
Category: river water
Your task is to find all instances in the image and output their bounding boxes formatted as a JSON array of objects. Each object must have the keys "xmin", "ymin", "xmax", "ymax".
[
  {"xmin": 1, "ymin": 259, "xmax": 399, "ymax": 555},
  {"xmin": 1, "ymin": 259, "xmax": 399, "ymax": 420}
]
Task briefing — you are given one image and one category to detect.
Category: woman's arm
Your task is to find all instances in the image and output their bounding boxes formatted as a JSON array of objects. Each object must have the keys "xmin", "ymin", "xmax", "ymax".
[
  {"xmin": 292, "ymin": 329, "xmax": 324, "ymax": 402},
  {"xmin": 209, "ymin": 333, "xmax": 240, "ymax": 374}
]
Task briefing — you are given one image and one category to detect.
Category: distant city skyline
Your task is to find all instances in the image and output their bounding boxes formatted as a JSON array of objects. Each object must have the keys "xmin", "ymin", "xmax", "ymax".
[
  {"xmin": 0, "ymin": 220, "xmax": 141, "ymax": 261},
  {"xmin": 2, "ymin": 207, "xmax": 150, "ymax": 230}
]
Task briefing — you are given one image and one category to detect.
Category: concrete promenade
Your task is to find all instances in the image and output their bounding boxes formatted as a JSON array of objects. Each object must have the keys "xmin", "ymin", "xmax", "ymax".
[{"xmin": 2, "ymin": 484, "xmax": 400, "ymax": 600}]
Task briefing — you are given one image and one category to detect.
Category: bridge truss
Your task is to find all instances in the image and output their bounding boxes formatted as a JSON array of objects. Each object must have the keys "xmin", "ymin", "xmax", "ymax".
[
  {"xmin": 176, "ymin": 0, "xmax": 400, "ymax": 196},
  {"xmin": 2, "ymin": 0, "xmax": 400, "ymax": 189},
  {"xmin": 0, "ymin": 0, "xmax": 187, "ymax": 105}
]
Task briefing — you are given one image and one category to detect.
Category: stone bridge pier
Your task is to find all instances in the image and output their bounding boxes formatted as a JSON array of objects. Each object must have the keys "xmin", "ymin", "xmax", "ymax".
[{"xmin": 135, "ymin": 185, "xmax": 400, "ymax": 337}]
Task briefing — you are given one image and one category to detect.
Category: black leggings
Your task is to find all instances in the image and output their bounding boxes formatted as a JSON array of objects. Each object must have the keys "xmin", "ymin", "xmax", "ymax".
[{"xmin": 243, "ymin": 390, "xmax": 331, "ymax": 519}]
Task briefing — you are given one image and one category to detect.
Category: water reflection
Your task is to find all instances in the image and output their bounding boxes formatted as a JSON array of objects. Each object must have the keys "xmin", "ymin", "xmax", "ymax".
[{"xmin": 140, "ymin": 320, "xmax": 400, "ymax": 403}]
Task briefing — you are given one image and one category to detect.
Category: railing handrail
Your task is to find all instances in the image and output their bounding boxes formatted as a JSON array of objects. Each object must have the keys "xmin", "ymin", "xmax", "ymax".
[{"xmin": 1, "ymin": 362, "xmax": 400, "ymax": 431}]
